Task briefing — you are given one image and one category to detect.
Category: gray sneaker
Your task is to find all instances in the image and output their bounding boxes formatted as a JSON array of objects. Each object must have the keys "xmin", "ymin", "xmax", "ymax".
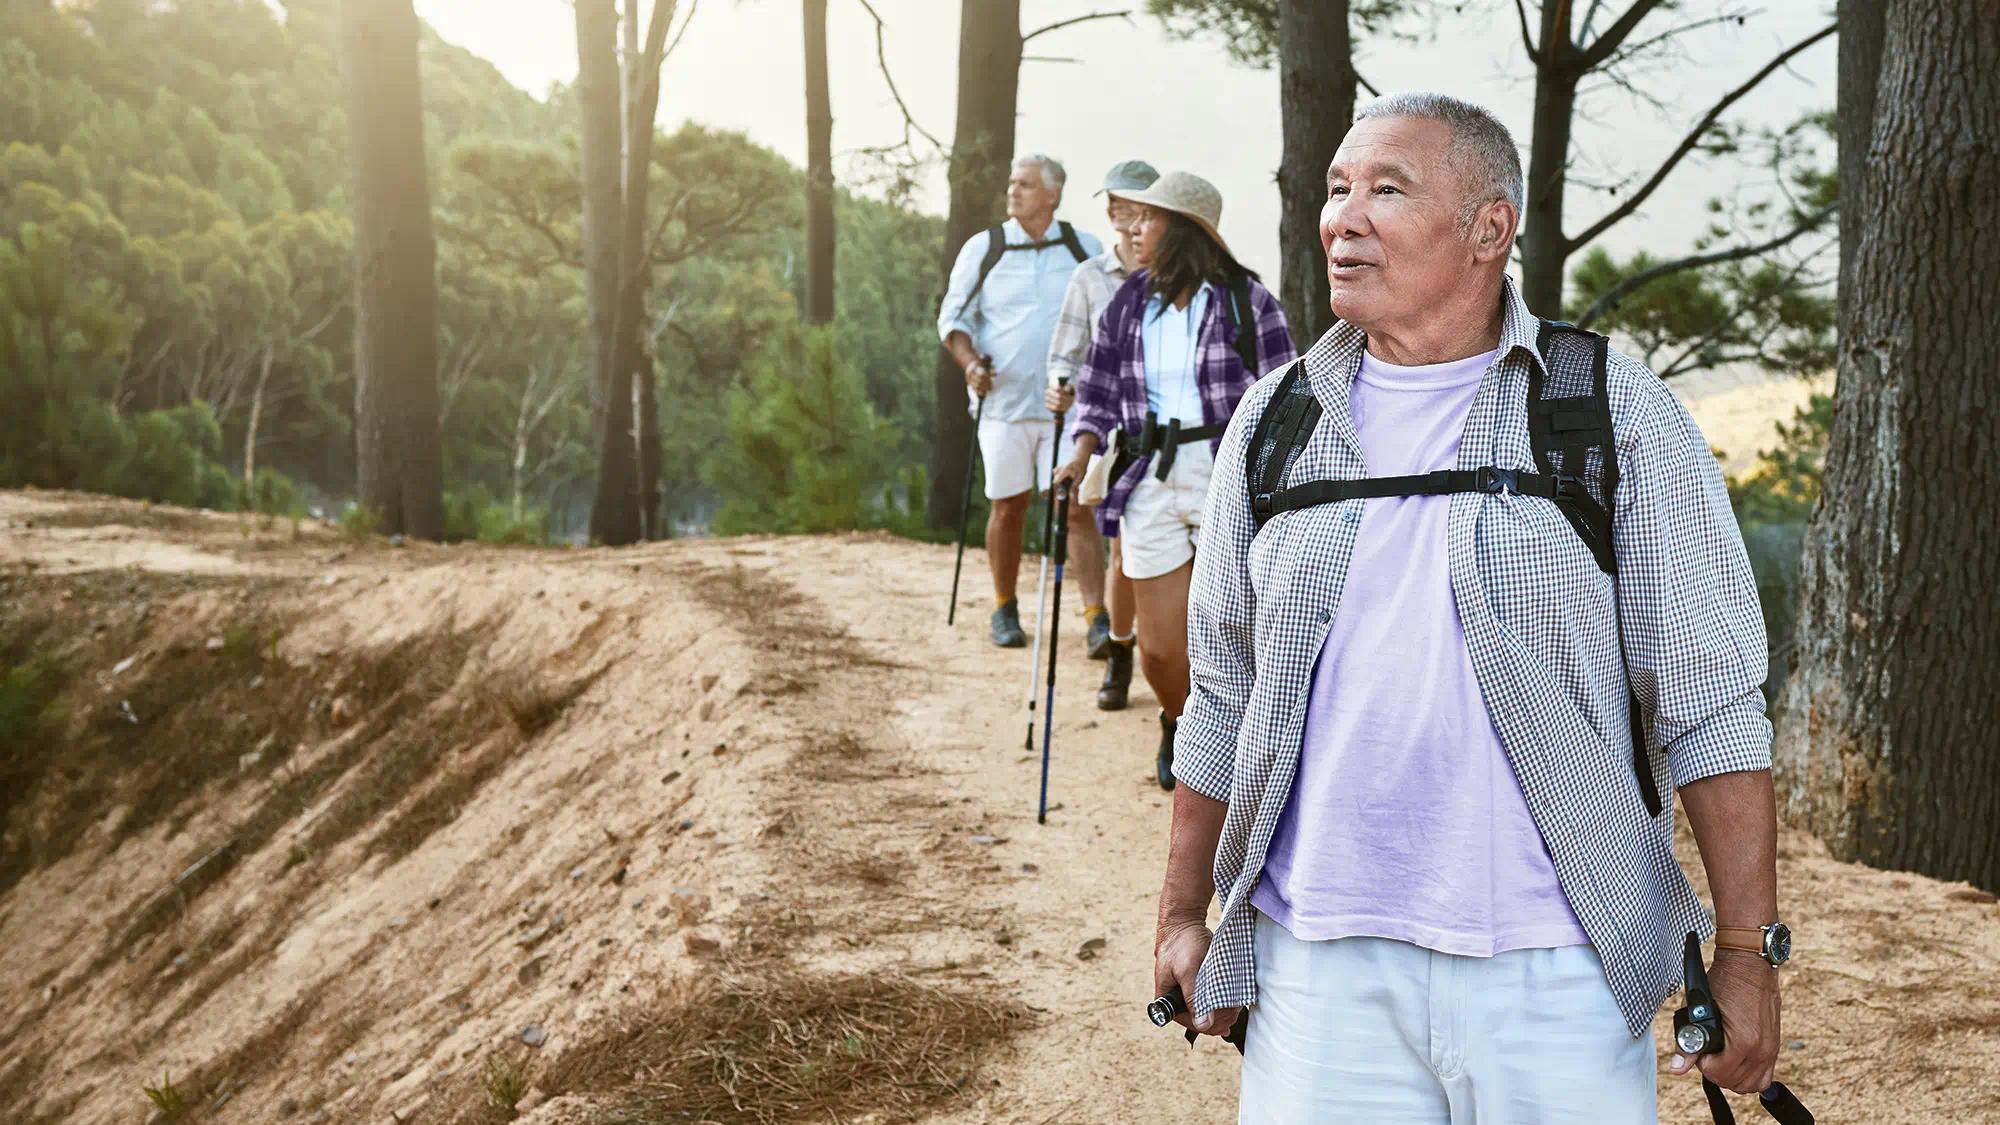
[
  {"xmin": 1085, "ymin": 610, "xmax": 1112, "ymax": 659},
  {"xmin": 990, "ymin": 600, "xmax": 1027, "ymax": 648}
]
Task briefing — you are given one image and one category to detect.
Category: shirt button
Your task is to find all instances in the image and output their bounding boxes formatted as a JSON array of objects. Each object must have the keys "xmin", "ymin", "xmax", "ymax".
[
  {"xmin": 1344, "ymin": 507, "xmax": 1362, "ymax": 525},
  {"xmin": 1318, "ymin": 609, "xmax": 1332, "ymax": 623}
]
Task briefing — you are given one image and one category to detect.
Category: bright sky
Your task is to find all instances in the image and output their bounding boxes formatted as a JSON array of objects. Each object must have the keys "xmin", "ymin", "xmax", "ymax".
[{"xmin": 413, "ymin": 0, "xmax": 1836, "ymax": 289}]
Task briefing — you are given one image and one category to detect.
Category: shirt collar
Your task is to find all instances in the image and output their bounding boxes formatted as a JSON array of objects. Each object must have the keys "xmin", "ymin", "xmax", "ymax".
[
  {"xmin": 1093, "ymin": 245, "xmax": 1131, "ymax": 278},
  {"xmin": 1147, "ymin": 280, "xmax": 1214, "ymax": 322},
  {"xmin": 1302, "ymin": 273, "xmax": 1545, "ymax": 391}
]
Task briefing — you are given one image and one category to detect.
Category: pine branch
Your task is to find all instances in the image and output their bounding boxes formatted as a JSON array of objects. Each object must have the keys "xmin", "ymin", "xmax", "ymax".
[
  {"xmin": 1565, "ymin": 21, "xmax": 1836, "ymax": 256},
  {"xmin": 1021, "ymin": 9, "xmax": 1131, "ymax": 44},
  {"xmin": 1575, "ymin": 201, "xmax": 1834, "ymax": 330}
]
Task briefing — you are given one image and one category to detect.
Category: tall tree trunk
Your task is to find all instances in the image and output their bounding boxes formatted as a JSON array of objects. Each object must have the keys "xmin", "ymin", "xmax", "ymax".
[
  {"xmin": 1834, "ymin": 0, "xmax": 1887, "ymax": 335},
  {"xmin": 617, "ymin": 2, "xmax": 675, "ymax": 539},
  {"xmin": 577, "ymin": 0, "xmax": 638, "ymax": 545},
  {"xmin": 1275, "ymin": 0, "xmax": 1353, "ymax": 352},
  {"xmin": 243, "ymin": 346, "xmax": 271, "ymax": 498},
  {"xmin": 340, "ymin": 0, "xmax": 443, "ymax": 539},
  {"xmin": 1772, "ymin": 0, "xmax": 2000, "ymax": 891},
  {"xmin": 1519, "ymin": 2, "xmax": 1579, "ymax": 318},
  {"xmin": 925, "ymin": 0, "xmax": 1021, "ymax": 530},
  {"xmin": 803, "ymin": 0, "xmax": 835, "ymax": 326}
]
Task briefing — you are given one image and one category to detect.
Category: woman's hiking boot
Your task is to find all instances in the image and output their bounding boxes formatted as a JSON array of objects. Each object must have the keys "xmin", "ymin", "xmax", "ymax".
[
  {"xmin": 1097, "ymin": 639, "xmax": 1134, "ymax": 711},
  {"xmin": 990, "ymin": 599, "xmax": 1026, "ymax": 648},
  {"xmin": 1085, "ymin": 608, "xmax": 1112, "ymax": 659}
]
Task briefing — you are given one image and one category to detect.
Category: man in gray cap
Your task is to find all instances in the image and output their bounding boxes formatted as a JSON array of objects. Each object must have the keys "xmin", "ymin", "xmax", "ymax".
[{"xmin": 1045, "ymin": 159, "xmax": 1157, "ymax": 708}]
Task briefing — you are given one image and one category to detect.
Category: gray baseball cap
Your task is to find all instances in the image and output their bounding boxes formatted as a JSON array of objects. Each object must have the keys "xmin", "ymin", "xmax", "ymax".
[{"xmin": 1096, "ymin": 159, "xmax": 1159, "ymax": 197}]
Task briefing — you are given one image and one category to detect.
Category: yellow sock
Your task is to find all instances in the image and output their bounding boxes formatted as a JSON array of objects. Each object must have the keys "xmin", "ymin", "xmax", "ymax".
[
  {"xmin": 1080, "ymin": 603, "xmax": 1106, "ymax": 620},
  {"xmin": 996, "ymin": 593, "xmax": 1014, "ymax": 609}
]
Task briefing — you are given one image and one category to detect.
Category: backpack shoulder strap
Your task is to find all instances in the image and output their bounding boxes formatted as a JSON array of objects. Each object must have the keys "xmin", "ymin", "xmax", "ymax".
[
  {"xmin": 1243, "ymin": 359, "xmax": 1320, "ymax": 530},
  {"xmin": 1533, "ymin": 319, "xmax": 1664, "ymax": 818},
  {"xmin": 952, "ymin": 223, "xmax": 1009, "ymax": 323},
  {"xmin": 1220, "ymin": 272, "xmax": 1259, "ymax": 374},
  {"xmin": 1056, "ymin": 220, "xmax": 1088, "ymax": 263},
  {"xmin": 1528, "ymin": 318, "xmax": 1617, "ymax": 575}
]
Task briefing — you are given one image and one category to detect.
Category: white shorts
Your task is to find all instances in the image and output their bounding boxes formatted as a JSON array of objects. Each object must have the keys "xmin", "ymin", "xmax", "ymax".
[
  {"xmin": 1120, "ymin": 439, "xmax": 1212, "ymax": 580},
  {"xmin": 978, "ymin": 417, "xmax": 1058, "ymax": 500},
  {"xmin": 1240, "ymin": 912, "xmax": 1658, "ymax": 1124}
]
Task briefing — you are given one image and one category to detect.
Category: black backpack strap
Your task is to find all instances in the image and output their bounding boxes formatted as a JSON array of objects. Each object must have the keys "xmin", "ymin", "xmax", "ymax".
[
  {"xmin": 1528, "ymin": 319, "xmax": 1617, "ymax": 575},
  {"xmin": 1244, "ymin": 360, "xmax": 1320, "ymax": 531},
  {"xmin": 1220, "ymin": 271, "xmax": 1259, "ymax": 375},
  {"xmin": 1535, "ymin": 319, "xmax": 1661, "ymax": 818},
  {"xmin": 958, "ymin": 222, "xmax": 1009, "ymax": 317},
  {"xmin": 1056, "ymin": 220, "xmax": 1088, "ymax": 263}
]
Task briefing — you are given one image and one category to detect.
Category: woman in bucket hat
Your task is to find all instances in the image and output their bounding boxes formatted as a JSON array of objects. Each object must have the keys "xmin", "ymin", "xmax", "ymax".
[{"xmin": 1055, "ymin": 170, "xmax": 1296, "ymax": 789}]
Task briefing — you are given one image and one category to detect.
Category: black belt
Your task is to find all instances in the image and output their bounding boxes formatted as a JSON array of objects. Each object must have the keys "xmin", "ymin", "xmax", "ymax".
[{"xmin": 1125, "ymin": 412, "xmax": 1224, "ymax": 481}]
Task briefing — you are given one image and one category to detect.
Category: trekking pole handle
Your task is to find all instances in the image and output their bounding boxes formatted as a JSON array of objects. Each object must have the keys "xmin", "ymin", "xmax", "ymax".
[{"xmin": 1147, "ymin": 987, "xmax": 1185, "ymax": 1028}]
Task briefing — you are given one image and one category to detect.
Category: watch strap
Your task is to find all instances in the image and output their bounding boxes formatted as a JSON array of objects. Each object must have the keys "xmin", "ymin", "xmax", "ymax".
[{"xmin": 1714, "ymin": 925, "xmax": 1767, "ymax": 956}]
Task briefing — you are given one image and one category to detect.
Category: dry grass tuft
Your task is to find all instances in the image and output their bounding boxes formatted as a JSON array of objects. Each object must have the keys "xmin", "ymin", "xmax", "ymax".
[
  {"xmin": 540, "ymin": 969, "xmax": 1031, "ymax": 1124},
  {"xmin": 478, "ymin": 664, "xmax": 604, "ymax": 736}
]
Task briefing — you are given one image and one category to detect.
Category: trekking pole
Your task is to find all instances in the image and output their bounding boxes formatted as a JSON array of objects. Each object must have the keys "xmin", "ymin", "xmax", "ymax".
[
  {"xmin": 1023, "ymin": 399, "xmax": 1066, "ymax": 750},
  {"xmin": 1037, "ymin": 488, "xmax": 1070, "ymax": 824},
  {"xmin": 946, "ymin": 378, "xmax": 989, "ymax": 626}
]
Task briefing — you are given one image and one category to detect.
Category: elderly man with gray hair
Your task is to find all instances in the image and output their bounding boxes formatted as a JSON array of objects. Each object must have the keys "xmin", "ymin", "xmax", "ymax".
[
  {"xmin": 1153, "ymin": 93, "xmax": 1790, "ymax": 1121},
  {"xmin": 940, "ymin": 153, "xmax": 1103, "ymax": 647}
]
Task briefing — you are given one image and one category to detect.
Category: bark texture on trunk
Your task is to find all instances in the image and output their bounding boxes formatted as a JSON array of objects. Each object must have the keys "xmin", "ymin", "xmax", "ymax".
[
  {"xmin": 340, "ymin": 0, "xmax": 443, "ymax": 539},
  {"xmin": 1275, "ymin": 0, "xmax": 1352, "ymax": 352},
  {"xmin": 803, "ymin": 0, "xmax": 836, "ymax": 326},
  {"xmin": 1834, "ymin": 0, "xmax": 1887, "ymax": 336},
  {"xmin": 925, "ymin": 0, "xmax": 1021, "ymax": 530},
  {"xmin": 577, "ymin": 0, "xmax": 639, "ymax": 545},
  {"xmin": 1773, "ymin": 0, "xmax": 2000, "ymax": 891}
]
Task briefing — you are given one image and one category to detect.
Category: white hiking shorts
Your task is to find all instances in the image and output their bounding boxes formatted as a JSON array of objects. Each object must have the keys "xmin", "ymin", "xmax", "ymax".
[
  {"xmin": 1120, "ymin": 439, "xmax": 1212, "ymax": 580},
  {"xmin": 978, "ymin": 416, "xmax": 1057, "ymax": 500},
  {"xmin": 1240, "ymin": 912, "xmax": 1658, "ymax": 1123}
]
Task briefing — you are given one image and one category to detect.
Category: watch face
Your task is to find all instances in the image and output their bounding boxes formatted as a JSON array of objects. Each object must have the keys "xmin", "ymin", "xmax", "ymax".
[{"xmin": 1766, "ymin": 923, "xmax": 1793, "ymax": 965}]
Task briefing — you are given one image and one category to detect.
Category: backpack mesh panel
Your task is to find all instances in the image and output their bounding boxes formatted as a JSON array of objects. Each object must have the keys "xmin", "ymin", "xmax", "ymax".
[
  {"xmin": 1533, "ymin": 326, "xmax": 1618, "ymax": 572},
  {"xmin": 1247, "ymin": 366, "xmax": 1322, "ymax": 517}
]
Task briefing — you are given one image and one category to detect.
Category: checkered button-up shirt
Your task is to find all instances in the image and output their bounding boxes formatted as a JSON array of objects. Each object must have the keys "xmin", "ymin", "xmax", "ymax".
[
  {"xmin": 1070, "ymin": 271, "xmax": 1297, "ymax": 535},
  {"xmin": 1044, "ymin": 246, "xmax": 1131, "ymax": 389},
  {"xmin": 1177, "ymin": 276, "xmax": 1772, "ymax": 1037}
]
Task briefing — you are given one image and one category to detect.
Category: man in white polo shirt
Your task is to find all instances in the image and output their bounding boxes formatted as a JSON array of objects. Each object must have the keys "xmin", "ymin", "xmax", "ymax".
[{"xmin": 939, "ymin": 153, "xmax": 1102, "ymax": 647}]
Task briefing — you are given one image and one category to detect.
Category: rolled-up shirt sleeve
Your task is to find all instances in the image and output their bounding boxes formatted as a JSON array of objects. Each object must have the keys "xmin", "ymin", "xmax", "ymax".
[
  {"xmin": 1612, "ymin": 365, "xmax": 1772, "ymax": 790},
  {"xmin": 936, "ymin": 230, "xmax": 986, "ymax": 345},
  {"xmin": 1174, "ymin": 384, "xmax": 1265, "ymax": 801}
]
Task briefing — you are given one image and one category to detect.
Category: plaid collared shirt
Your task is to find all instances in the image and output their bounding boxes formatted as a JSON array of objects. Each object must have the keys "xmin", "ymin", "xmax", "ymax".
[
  {"xmin": 1044, "ymin": 246, "xmax": 1131, "ymax": 388},
  {"xmin": 1177, "ymin": 275, "xmax": 1772, "ymax": 1037},
  {"xmin": 1070, "ymin": 270, "xmax": 1297, "ymax": 535}
]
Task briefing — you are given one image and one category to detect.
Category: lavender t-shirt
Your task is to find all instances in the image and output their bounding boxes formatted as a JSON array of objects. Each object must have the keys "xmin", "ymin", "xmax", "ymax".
[{"xmin": 1250, "ymin": 346, "xmax": 1591, "ymax": 957}]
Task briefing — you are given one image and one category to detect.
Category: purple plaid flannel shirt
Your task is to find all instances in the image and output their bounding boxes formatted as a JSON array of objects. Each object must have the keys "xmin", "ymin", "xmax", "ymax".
[{"xmin": 1070, "ymin": 270, "xmax": 1297, "ymax": 536}]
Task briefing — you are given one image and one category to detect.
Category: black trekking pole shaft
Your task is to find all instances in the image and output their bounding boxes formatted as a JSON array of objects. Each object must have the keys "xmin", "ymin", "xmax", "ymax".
[
  {"xmin": 946, "ymin": 392, "xmax": 986, "ymax": 626},
  {"xmin": 1025, "ymin": 408, "xmax": 1062, "ymax": 751},
  {"xmin": 1038, "ymin": 488, "xmax": 1069, "ymax": 824}
]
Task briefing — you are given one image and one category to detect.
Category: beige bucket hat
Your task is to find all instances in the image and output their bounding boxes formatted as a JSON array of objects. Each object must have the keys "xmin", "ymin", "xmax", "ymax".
[{"xmin": 1116, "ymin": 170, "xmax": 1230, "ymax": 258}]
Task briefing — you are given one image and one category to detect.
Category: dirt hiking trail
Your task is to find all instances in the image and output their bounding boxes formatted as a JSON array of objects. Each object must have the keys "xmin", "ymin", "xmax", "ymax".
[{"xmin": 1, "ymin": 489, "xmax": 1995, "ymax": 1124}]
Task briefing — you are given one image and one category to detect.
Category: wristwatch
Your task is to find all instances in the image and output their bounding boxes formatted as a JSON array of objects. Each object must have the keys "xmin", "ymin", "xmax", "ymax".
[{"xmin": 1715, "ymin": 921, "xmax": 1792, "ymax": 967}]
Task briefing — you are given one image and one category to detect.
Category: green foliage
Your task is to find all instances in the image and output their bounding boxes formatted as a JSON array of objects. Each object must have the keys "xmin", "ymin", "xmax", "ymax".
[
  {"xmin": 3, "ymin": 0, "xmax": 944, "ymax": 539},
  {"xmin": 1146, "ymin": 0, "xmax": 1410, "ymax": 66},
  {"xmin": 1725, "ymin": 391, "xmax": 1835, "ymax": 698},
  {"xmin": 338, "ymin": 504, "xmax": 382, "ymax": 542},
  {"xmin": 443, "ymin": 485, "xmax": 551, "ymax": 546},
  {"xmin": 1570, "ymin": 247, "xmax": 1834, "ymax": 381},
  {"xmin": 703, "ymin": 324, "xmax": 892, "ymax": 535},
  {"xmin": 140, "ymin": 1072, "xmax": 186, "ymax": 1119},
  {"xmin": 0, "ymin": 653, "xmax": 64, "ymax": 753}
]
